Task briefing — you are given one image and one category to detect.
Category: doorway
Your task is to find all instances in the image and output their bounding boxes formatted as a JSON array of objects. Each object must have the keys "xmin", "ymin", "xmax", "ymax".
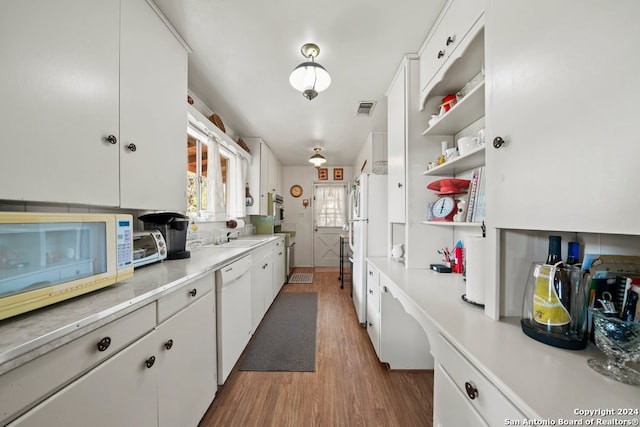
[{"xmin": 313, "ymin": 183, "xmax": 347, "ymax": 267}]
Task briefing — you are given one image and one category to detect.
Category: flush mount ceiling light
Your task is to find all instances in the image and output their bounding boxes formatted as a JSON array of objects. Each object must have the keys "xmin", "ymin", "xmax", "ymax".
[
  {"xmin": 289, "ymin": 43, "xmax": 331, "ymax": 101},
  {"xmin": 308, "ymin": 147, "xmax": 327, "ymax": 167}
]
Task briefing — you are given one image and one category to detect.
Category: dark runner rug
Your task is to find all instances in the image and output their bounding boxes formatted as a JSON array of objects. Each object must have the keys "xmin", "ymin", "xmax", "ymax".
[{"xmin": 239, "ymin": 292, "xmax": 318, "ymax": 372}]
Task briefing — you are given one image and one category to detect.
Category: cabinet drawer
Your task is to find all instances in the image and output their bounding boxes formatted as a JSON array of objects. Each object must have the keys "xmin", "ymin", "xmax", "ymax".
[
  {"xmin": 252, "ymin": 244, "xmax": 273, "ymax": 264},
  {"xmin": 436, "ymin": 333, "xmax": 524, "ymax": 425},
  {"xmin": 0, "ymin": 303, "xmax": 156, "ymax": 425},
  {"xmin": 434, "ymin": 363, "xmax": 488, "ymax": 427},
  {"xmin": 366, "ymin": 264, "xmax": 380, "ymax": 311},
  {"xmin": 157, "ymin": 274, "xmax": 214, "ymax": 323}
]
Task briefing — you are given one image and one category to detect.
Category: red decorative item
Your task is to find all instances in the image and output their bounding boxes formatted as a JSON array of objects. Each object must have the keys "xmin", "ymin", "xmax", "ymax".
[
  {"xmin": 187, "ymin": 95, "xmax": 194, "ymax": 105},
  {"xmin": 441, "ymin": 94, "xmax": 457, "ymax": 112}
]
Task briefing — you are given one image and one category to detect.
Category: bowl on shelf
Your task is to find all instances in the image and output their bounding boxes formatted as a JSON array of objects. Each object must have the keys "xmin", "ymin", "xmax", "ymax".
[{"xmin": 587, "ymin": 308, "xmax": 640, "ymax": 385}]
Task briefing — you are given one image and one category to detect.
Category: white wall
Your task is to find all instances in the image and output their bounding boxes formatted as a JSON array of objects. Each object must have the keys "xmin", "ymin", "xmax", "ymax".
[{"xmin": 282, "ymin": 165, "xmax": 353, "ymax": 267}]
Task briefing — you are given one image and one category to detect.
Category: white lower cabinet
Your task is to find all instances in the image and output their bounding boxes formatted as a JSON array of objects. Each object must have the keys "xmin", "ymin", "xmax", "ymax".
[
  {"xmin": 8, "ymin": 275, "xmax": 216, "ymax": 427},
  {"xmin": 250, "ymin": 246, "xmax": 274, "ymax": 333},
  {"xmin": 9, "ymin": 329, "xmax": 160, "ymax": 427},
  {"xmin": 433, "ymin": 332, "xmax": 524, "ymax": 427},
  {"xmin": 366, "ymin": 300, "xmax": 381, "ymax": 357},
  {"xmin": 156, "ymin": 291, "xmax": 216, "ymax": 427},
  {"xmin": 272, "ymin": 237, "xmax": 286, "ymax": 296}
]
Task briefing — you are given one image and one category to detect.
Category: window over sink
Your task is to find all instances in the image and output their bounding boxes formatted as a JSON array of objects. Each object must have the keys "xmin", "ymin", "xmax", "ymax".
[{"xmin": 187, "ymin": 126, "xmax": 244, "ymax": 221}]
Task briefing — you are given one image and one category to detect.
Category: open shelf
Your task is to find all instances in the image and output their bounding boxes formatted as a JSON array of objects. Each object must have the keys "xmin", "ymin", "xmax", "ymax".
[
  {"xmin": 421, "ymin": 221, "xmax": 484, "ymax": 227},
  {"xmin": 422, "ymin": 81, "xmax": 485, "ymax": 136},
  {"xmin": 423, "ymin": 145, "xmax": 485, "ymax": 176}
]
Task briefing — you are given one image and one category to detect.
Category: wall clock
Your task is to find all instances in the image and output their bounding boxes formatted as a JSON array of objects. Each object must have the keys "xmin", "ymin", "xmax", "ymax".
[{"xmin": 290, "ymin": 185, "xmax": 303, "ymax": 198}]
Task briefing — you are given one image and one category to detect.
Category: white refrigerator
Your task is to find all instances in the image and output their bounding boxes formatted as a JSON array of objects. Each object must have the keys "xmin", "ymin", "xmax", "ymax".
[{"xmin": 349, "ymin": 173, "xmax": 388, "ymax": 324}]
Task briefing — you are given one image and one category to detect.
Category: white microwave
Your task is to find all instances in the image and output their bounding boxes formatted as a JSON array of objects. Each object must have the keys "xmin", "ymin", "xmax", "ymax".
[{"xmin": 0, "ymin": 212, "xmax": 134, "ymax": 320}]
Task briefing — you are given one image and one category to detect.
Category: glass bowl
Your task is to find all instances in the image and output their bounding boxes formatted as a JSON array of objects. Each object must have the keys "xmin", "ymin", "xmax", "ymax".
[{"xmin": 588, "ymin": 308, "xmax": 640, "ymax": 385}]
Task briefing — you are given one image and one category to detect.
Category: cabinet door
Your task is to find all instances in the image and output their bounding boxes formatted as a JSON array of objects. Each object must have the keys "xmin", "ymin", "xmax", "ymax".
[
  {"xmin": 366, "ymin": 299, "xmax": 381, "ymax": 358},
  {"xmin": 485, "ymin": 1, "xmax": 640, "ymax": 234},
  {"xmin": 445, "ymin": 0, "xmax": 484, "ymax": 56},
  {"xmin": 419, "ymin": 17, "xmax": 449, "ymax": 93},
  {"xmin": 259, "ymin": 144, "xmax": 270, "ymax": 215},
  {"xmin": 120, "ymin": 0, "xmax": 187, "ymax": 211},
  {"xmin": 273, "ymin": 240, "xmax": 286, "ymax": 295},
  {"xmin": 268, "ymin": 148, "xmax": 279, "ymax": 195},
  {"xmin": 250, "ymin": 251, "xmax": 273, "ymax": 332},
  {"xmin": 0, "ymin": 0, "xmax": 120, "ymax": 206},
  {"xmin": 387, "ymin": 64, "xmax": 407, "ymax": 223},
  {"xmin": 157, "ymin": 292, "xmax": 217, "ymax": 427},
  {"xmin": 10, "ymin": 331, "xmax": 158, "ymax": 427}
]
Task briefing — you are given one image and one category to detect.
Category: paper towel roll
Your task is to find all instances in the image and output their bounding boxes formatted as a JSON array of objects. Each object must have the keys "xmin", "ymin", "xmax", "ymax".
[{"xmin": 465, "ymin": 237, "xmax": 486, "ymax": 305}]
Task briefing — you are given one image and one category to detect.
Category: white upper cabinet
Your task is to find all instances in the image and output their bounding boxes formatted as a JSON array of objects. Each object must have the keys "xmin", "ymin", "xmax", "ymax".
[
  {"xmin": 485, "ymin": 1, "xmax": 640, "ymax": 234},
  {"xmin": 0, "ymin": 0, "xmax": 120, "ymax": 206},
  {"xmin": 387, "ymin": 62, "xmax": 408, "ymax": 223},
  {"xmin": 419, "ymin": 0, "xmax": 484, "ymax": 108},
  {"xmin": 245, "ymin": 138, "xmax": 281, "ymax": 215},
  {"xmin": 0, "ymin": 0, "xmax": 187, "ymax": 211},
  {"xmin": 120, "ymin": 0, "xmax": 187, "ymax": 211}
]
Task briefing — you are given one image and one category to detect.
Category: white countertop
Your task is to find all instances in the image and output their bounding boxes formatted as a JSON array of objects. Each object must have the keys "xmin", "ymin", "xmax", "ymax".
[
  {"xmin": 367, "ymin": 256, "xmax": 640, "ymax": 422},
  {"xmin": 0, "ymin": 236, "xmax": 279, "ymax": 375}
]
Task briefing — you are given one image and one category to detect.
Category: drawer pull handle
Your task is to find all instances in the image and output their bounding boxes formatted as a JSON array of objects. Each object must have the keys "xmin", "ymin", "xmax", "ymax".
[
  {"xmin": 105, "ymin": 134, "xmax": 117, "ymax": 145},
  {"xmin": 189, "ymin": 288, "xmax": 197, "ymax": 297},
  {"xmin": 165, "ymin": 339, "xmax": 174, "ymax": 350},
  {"xmin": 97, "ymin": 337, "xmax": 111, "ymax": 352},
  {"xmin": 437, "ymin": 50, "xmax": 445, "ymax": 59},
  {"xmin": 145, "ymin": 356, "xmax": 156, "ymax": 369},
  {"xmin": 126, "ymin": 143, "xmax": 137, "ymax": 152},
  {"xmin": 446, "ymin": 35, "xmax": 455, "ymax": 46},
  {"xmin": 369, "ymin": 289, "xmax": 373, "ymax": 295},
  {"xmin": 493, "ymin": 136, "xmax": 505, "ymax": 149},
  {"xmin": 368, "ymin": 322, "xmax": 373, "ymax": 328},
  {"xmin": 465, "ymin": 381, "xmax": 478, "ymax": 400}
]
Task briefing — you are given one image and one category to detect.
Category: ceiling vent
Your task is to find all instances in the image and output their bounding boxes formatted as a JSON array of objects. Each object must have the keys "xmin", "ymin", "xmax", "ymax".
[{"xmin": 355, "ymin": 101, "xmax": 376, "ymax": 117}]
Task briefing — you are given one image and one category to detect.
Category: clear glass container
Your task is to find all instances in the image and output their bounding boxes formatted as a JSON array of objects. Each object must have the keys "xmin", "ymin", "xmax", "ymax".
[
  {"xmin": 588, "ymin": 308, "xmax": 640, "ymax": 385},
  {"xmin": 521, "ymin": 262, "xmax": 589, "ymax": 349}
]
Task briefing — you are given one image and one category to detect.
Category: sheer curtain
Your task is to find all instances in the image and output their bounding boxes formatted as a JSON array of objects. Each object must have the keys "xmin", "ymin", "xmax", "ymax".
[
  {"xmin": 206, "ymin": 136, "xmax": 226, "ymax": 220},
  {"xmin": 315, "ymin": 185, "xmax": 347, "ymax": 227},
  {"xmin": 226, "ymin": 153, "xmax": 246, "ymax": 218}
]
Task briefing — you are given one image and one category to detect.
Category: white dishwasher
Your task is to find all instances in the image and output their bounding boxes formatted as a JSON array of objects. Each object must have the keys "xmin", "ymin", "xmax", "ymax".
[{"xmin": 215, "ymin": 255, "xmax": 252, "ymax": 385}]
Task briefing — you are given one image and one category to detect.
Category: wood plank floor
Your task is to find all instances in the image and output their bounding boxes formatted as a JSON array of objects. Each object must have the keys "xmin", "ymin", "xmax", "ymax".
[{"xmin": 199, "ymin": 268, "xmax": 434, "ymax": 427}]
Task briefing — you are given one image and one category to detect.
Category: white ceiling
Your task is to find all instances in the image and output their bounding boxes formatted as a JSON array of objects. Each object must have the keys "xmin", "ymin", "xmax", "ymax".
[{"xmin": 154, "ymin": 0, "xmax": 446, "ymax": 166}]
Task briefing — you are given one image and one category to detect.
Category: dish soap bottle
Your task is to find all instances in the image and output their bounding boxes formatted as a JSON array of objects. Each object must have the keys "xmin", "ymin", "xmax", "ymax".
[{"xmin": 245, "ymin": 184, "xmax": 254, "ymax": 207}]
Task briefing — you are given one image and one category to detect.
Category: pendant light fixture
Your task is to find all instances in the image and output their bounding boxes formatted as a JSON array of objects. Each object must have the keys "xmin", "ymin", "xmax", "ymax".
[
  {"xmin": 289, "ymin": 43, "xmax": 331, "ymax": 101},
  {"xmin": 308, "ymin": 147, "xmax": 327, "ymax": 167}
]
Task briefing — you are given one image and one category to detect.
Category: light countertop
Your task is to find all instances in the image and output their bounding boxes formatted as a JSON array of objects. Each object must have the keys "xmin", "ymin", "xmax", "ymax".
[
  {"xmin": 0, "ymin": 236, "xmax": 279, "ymax": 376},
  {"xmin": 367, "ymin": 256, "xmax": 640, "ymax": 422}
]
